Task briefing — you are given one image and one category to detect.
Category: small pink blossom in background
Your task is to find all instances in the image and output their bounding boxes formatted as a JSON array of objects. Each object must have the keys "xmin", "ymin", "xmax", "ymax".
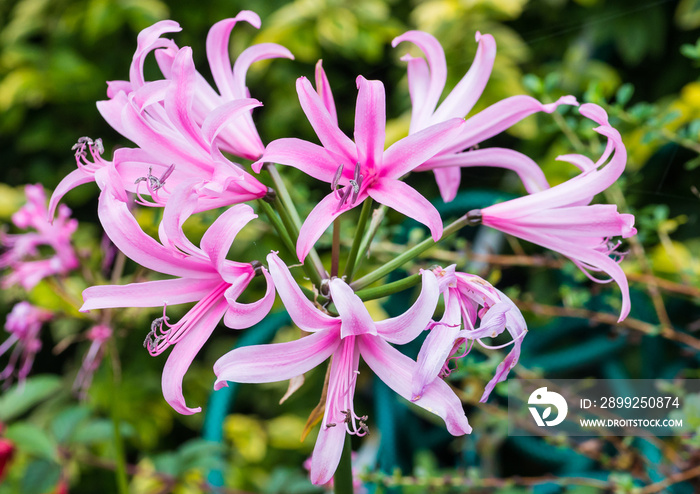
[
  {"xmin": 413, "ymin": 265, "xmax": 527, "ymax": 403},
  {"xmin": 0, "ymin": 302, "xmax": 52, "ymax": 387},
  {"xmin": 1, "ymin": 184, "xmax": 78, "ymax": 291},
  {"xmin": 73, "ymin": 325, "xmax": 112, "ymax": 399}
]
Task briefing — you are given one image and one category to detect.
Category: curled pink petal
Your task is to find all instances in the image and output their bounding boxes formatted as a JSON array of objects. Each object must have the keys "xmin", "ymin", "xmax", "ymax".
[
  {"xmin": 433, "ymin": 32, "xmax": 496, "ymax": 122},
  {"xmin": 206, "ymin": 12, "xmax": 262, "ymax": 100},
  {"xmin": 359, "ymin": 336, "xmax": 471, "ymax": 435},
  {"xmin": 162, "ymin": 298, "xmax": 229, "ymax": 414},
  {"xmin": 213, "ymin": 328, "xmax": 341, "ymax": 387},
  {"xmin": 368, "ymin": 179, "xmax": 442, "ymax": 241},
  {"xmin": 375, "ymin": 270, "xmax": 439, "ymax": 344},
  {"xmin": 418, "ymin": 148, "xmax": 550, "ymax": 194},
  {"xmin": 315, "ymin": 60, "xmax": 337, "ymax": 124},
  {"xmin": 354, "ymin": 76, "xmax": 386, "ymax": 173},
  {"xmin": 223, "ymin": 268, "xmax": 275, "ymax": 329},
  {"xmin": 266, "ymin": 252, "xmax": 338, "ymax": 332},
  {"xmin": 329, "ymin": 278, "xmax": 377, "ymax": 338}
]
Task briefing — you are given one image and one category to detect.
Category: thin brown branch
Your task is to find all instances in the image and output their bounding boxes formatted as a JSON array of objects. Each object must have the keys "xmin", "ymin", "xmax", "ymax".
[
  {"xmin": 71, "ymin": 450, "xmax": 256, "ymax": 494},
  {"xmin": 606, "ymin": 186, "xmax": 675, "ymax": 333},
  {"xmin": 639, "ymin": 464, "xmax": 700, "ymax": 494},
  {"xmin": 516, "ymin": 300, "xmax": 700, "ymax": 351},
  {"xmin": 467, "ymin": 252, "xmax": 700, "ymax": 299},
  {"xmin": 362, "ymin": 470, "xmax": 611, "ymax": 490}
]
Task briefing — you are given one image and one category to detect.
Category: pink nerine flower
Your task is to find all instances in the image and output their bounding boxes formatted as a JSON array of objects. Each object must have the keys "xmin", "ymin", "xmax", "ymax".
[
  {"xmin": 413, "ymin": 265, "xmax": 527, "ymax": 403},
  {"xmin": 1, "ymin": 184, "xmax": 78, "ymax": 290},
  {"xmin": 50, "ymin": 50, "xmax": 268, "ymax": 217},
  {"xmin": 104, "ymin": 11, "xmax": 293, "ymax": 160},
  {"xmin": 73, "ymin": 325, "xmax": 112, "ymax": 399},
  {"xmin": 1, "ymin": 302, "xmax": 52, "ymax": 386},
  {"xmin": 80, "ymin": 168, "xmax": 275, "ymax": 414},
  {"xmin": 467, "ymin": 103, "xmax": 636, "ymax": 321},
  {"xmin": 253, "ymin": 68, "xmax": 467, "ymax": 261},
  {"xmin": 50, "ymin": 11, "xmax": 292, "ymax": 217},
  {"xmin": 393, "ymin": 30, "xmax": 577, "ymax": 202},
  {"xmin": 214, "ymin": 252, "xmax": 471, "ymax": 485}
]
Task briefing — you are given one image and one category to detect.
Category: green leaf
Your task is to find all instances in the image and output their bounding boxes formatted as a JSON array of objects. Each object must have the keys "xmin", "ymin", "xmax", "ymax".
[
  {"xmin": 51, "ymin": 406, "xmax": 91, "ymax": 443},
  {"xmin": 684, "ymin": 155, "xmax": 700, "ymax": 170},
  {"xmin": 615, "ymin": 83, "xmax": 634, "ymax": 106},
  {"xmin": 21, "ymin": 459, "xmax": 62, "ymax": 494},
  {"xmin": 71, "ymin": 419, "xmax": 135, "ymax": 445},
  {"xmin": 5, "ymin": 423, "xmax": 58, "ymax": 461},
  {"xmin": 680, "ymin": 41, "xmax": 700, "ymax": 60},
  {"xmin": 0, "ymin": 375, "xmax": 62, "ymax": 421},
  {"xmin": 522, "ymin": 74, "xmax": 543, "ymax": 95}
]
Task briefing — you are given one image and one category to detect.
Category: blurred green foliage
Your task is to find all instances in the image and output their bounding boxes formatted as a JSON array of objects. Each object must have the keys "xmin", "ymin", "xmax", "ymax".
[{"xmin": 1, "ymin": 0, "xmax": 700, "ymax": 493}]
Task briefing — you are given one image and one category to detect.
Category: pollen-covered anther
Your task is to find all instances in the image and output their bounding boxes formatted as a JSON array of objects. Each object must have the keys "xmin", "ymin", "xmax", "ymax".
[
  {"xmin": 340, "ymin": 409, "xmax": 369, "ymax": 436},
  {"xmin": 319, "ymin": 278, "xmax": 331, "ymax": 297},
  {"xmin": 331, "ymin": 163, "xmax": 344, "ymax": 192},
  {"xmin": 93, "ymin": 138, "xmax": 104, "ymax": 155},
  {"xmin": 263, "ymin": 187, "xmax": 277, "ymax": 203},
  {"xmin": 72, "ymin": 136, "xmax": 93, "ymax": 156},
  {"xmin": 251, "ymin": 260, "xmax": 264, "ymax": 277},
  {"xmin": 134, "ymin": 165, "xmax": 175, "ymax": 207},
  {"xmin": 333, "ymin": 162, "xmax": 364, "ymax": 210},
  {"xmin": 143, "ymin": 315, "xmax": 170, "ymax": 354}
]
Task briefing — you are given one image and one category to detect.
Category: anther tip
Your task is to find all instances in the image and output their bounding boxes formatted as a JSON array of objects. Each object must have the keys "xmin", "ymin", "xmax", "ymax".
[{"xmin": 465, "ymin": 209, "xmax": 483, "ymax": 226}]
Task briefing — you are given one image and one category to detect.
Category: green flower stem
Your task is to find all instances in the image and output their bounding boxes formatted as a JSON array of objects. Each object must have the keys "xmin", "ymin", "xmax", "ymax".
[
  {"xmin": 353, "ymin": 204, "xmax": 387, "ymax": 275},
  {"xmin": 259, "ymin": 199, "xmax": 322, "ymax": 287},
  {"xmin": 266, "ymin": 164, "xmax": 302, "ymax": 227},
  {"xmin": 273, "ymin": 193, "xmax": 324, "ymax": 286},
  {"xmin": 355, "ymin": 272, "xmax": 421, "ymax": 301},
  {"xmin": 350, "ymin": 215, "xmax": 471, "ymax": 291},
  {"xmin": 334, "ymin": 438, "xmax": 354, "ymax": 494},
  {"xmin": 332, "ymin": 217, "xmax": 341, "ymax": 277},
  {"xmin": 343, "ymin": 198, "xmax": 373, "ymax": 282},
  {"xmin": 265, "ymin": 163, "xmax": 327, "ymax": 281},
  {"xmin": 258, "ymin": 200, "xmax": 296, "ymax": 256},
  {"xmin": 109, "ymin": 349, "xmax": 129, "ymax": 494}
]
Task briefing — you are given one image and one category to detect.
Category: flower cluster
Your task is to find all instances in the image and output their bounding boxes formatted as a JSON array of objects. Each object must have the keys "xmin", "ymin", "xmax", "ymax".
[
  {"xmin": 1, "ymin": 184, "xmax": 78, "ymax": 291},
  {"xmin": 0, "ymin": 302, "xmax": 52, "ymax": 387},
  {"xmin": 36, "ymin": 10, "xmax": 636, "ymax": 485}
]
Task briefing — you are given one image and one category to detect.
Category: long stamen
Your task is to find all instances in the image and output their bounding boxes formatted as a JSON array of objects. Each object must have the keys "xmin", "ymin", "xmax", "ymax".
[
  {"xmin": 72, "ymin": 136, "xmax": 104, "ymax": 173},
  {"xmin": 337, "ymin": 186, "xmax": 353, "ymax": 209},
  {"xmin": 334, "ymin": 162, "xmax": 365, "ymax": 211},
  {"xmin": 324, "ymin": 338, "xmax": 369, "ymax": 436},
  {"xmin": 476, "ymin": 328, "xmax": 527, "ymax": 350},
  {"xmin": 144, "ymin": 283, "xmax": 228, "ymax": 356},
  {"xmin": 331, "ymin": 163, "xmax": 344, "ymax": 191}
]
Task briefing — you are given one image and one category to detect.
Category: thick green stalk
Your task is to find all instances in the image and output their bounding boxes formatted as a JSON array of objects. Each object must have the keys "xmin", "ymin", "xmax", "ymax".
[
  {"xmin": 353, "ymin": 204, "xmax": 387, "ymax": 275},
  {"xmin": 265, "ymin": 163, "xmax": 327, "ymax": 281},
  {"xmin": 355, "ymin": 272, "xmax": 421, "ymax": 301},
  {"xmin": 334, "ymin": 438, "xmax": 354, "ymax": 494},
  {"xmin": 266, "ymin": 164, "xmax": 303, "ymax": 227},
  {"xmin": 343, "ymin": 198, "xmax": 373, "ymax": 282},
  {"xmin": 109, "ymin": 349, "xmax": 129, "ymax": 494},
  {"xmin": 350, "ymin": 215, "xmax": 471, "ymax": 291},
  {"xmin": 332, "ymin": 217, "xmax": 341, "ymax": 277},
  {"xmin": 259, "ymin": 199, "xmax": 322, "ymax": 287},
  {"xmin": 258, "ymin": 200, "xmax": 296, "ymax": 257}
]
